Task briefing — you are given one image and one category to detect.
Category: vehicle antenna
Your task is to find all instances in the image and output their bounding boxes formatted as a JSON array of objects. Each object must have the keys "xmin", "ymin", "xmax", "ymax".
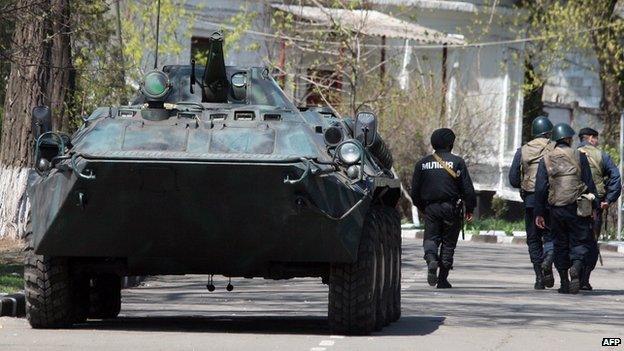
[{"xmin": 154, "ymin": 0, "xmax": 161, "ymax": 69}]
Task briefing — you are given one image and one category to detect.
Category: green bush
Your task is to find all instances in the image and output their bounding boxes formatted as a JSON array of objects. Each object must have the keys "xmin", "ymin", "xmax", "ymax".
[
  {"xmin": 466, "ymin": 218, "xmax": 524, "ymax": 236},
  {"xmin": 0, "ymin": 264, "xmax": 22, "ymax": 294},
  {"xmin": 491, "ymin": 196, "xmax": 508, "ymax": 219}
]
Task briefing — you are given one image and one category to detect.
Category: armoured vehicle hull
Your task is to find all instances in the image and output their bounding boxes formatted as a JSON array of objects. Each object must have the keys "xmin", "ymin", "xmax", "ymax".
[
  {"xmin": 30, "ymin": 157, "xmax": 373, "ymax": 276},
  {"xmin": 24, "ymin": 32, "xmax": 402, "ymax": 334}
]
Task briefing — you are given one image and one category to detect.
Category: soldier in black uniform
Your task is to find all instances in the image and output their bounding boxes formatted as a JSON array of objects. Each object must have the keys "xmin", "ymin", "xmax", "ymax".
[
  {"xmin": 411, "ymin": 128, "xmax": 476, "ymax": 289},
  {"xmin": 508, "ymin": 116, "xmax": 555, "ymax": 290},
  {"xmin": 534, "ymin": 123, "xmax": 598, "ymax": 294},
  {"xmin": 577, "ymin": 127, "xmax": 621, "ymax": 290}
]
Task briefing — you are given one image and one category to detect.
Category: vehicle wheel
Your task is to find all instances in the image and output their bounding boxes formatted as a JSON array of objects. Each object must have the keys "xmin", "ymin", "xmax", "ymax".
[
  {"xmin": 328, "ymin": 207, "xmax": 380, "ymax": 335},
  {"xmin": 89, "ymin": 274, "xmax": 122, "ymax": 319},
  {"xmin": 385, "ymin": 206, "xmax": 401, "ymax": 322},
  {"xmin": 374, "ymin": 211, "xmax": 388, "ymax": 330},
  {"xmin": 24, "ymin": 230, "xmax": 83, "ymax": 328},
  {"xmin": 73, "ymin": 274, "xmax": 90, "ymax": 324},
  {"xmin": 384, "ymin": 211, "xmax": 396, "ymax": 324}
]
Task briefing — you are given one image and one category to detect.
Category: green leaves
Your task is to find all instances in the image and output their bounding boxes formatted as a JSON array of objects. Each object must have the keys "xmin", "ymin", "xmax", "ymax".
[{"xmin": 68, "ymin": 0, "xmax": 194, "ymax": 128}]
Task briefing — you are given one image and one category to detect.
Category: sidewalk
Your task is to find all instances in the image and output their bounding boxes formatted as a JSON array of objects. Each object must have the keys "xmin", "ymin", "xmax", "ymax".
[{"xmin": 401, "ymin": 227, "xmax": 624, "ymax": 254}]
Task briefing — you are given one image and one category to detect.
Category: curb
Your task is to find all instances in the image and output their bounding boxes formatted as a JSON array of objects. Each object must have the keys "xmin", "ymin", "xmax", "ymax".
[
  {"xmin": 401, "ymin": 230, "xmax": 623, "ymax": 253},
  {"xmin": 123, "ymin": 276, "xmax": 145, "ymax": 289},
  {"xmin": 470, "ymin": 234, "xmax": 498, "ymax": 243},
  {"xmin": 0, "ymin": 292, "xmax": 25, "ymax": 317}
]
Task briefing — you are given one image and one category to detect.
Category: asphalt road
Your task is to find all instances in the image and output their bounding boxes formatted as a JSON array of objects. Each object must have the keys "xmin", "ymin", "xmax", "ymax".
[{"xmin": 1, "ymin": 238, "xmax": 623, "ymax": 351}]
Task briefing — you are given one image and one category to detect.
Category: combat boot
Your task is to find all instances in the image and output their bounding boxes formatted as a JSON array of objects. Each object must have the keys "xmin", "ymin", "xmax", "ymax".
[
  {"xmin": 426, "ymin": 255, "xmax": 438, "ymax": 287},
  {"xmin": 580, "ymin": 268, "xmax": 593, "ymax": 291},
  {"xmin": 533, "ymin": 264, "xmax": 545, "ymax": 290},
  {"xmin": 569, "ymin": 260, "xmax": 583, "ymax": 295},
  {"xmin": 557, "ymin": 269, "xmax": 570, "ymax": 294},
  {"xmin": 541, "ymin": 251, "xmax": 555, "ymax": 288},
  {"xmin": 437, "ymin": 267, "xmax": 452, "ymax": 289}
]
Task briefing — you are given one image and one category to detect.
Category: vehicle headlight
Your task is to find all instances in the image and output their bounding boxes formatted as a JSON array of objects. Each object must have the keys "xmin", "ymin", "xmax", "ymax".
[
  {"xmin": 337, "ymin": 141, "xmax": 361, "ymax": 165},
  {"xmin": 141, "ymin": 70, "xmax": 170, "ymax": 100}
]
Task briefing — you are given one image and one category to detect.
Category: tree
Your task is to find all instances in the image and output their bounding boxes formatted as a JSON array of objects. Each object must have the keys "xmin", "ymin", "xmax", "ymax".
[
  {"xmin": 513, "ymin": 0, "xmax": 624, "ymax": 146},
  {"xmin": 69, "ymin": 0, "xmax": 193, "ymax": 122},
  {"xmin": 0, "ymin": 0, "xmax": 197, "ymax": 238},
  {"xmin": 0, "ymin": 0, "xmax": 15, "ymax": 134},
  {"xmin": 0, "ymin": 0, "xmax": 74, "ymax": 238}
]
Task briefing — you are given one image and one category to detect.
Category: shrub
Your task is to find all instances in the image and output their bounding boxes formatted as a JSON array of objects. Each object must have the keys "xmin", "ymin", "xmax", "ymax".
[{"xmin": 491, "ymin": 196, "xmax": 508, "ymax": 219}]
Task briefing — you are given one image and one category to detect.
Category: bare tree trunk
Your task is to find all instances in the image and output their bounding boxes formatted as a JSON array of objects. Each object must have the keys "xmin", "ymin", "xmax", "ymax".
[
  {"xmin": 0, "ymin": 0, "xmax": 73, "ymax": 239},
  {"xmin": 521, "ymin": 59, "xmax": 544, "ymax": 144},
  {"xmin": 48, "ymin": 0, "xmax": 74, "ymax": 132}
]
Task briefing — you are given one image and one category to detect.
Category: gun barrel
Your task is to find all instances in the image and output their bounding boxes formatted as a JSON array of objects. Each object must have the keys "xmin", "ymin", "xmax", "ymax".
[{"xmin": 202, "ymin": 31, "xmax": 229, "ymax": 103}]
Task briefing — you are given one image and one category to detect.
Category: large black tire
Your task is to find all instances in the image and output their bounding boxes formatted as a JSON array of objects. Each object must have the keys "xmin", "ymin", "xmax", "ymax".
[
  {"xmin": 373, "ymin": 210, "xmax": 389, "ymax": 330},
  {"xmin": 379, "ymin": 207, "xmax": 397, "ymax": 324},
  {"xmin": 89, "ymin": 274, "xmax": 122, "ymax": 319},
  {"xmin": 24, "ymin": 230, "xmax": 85, "ymax": 328},
  {"xmin": 385, "ymin": 207, "xmax": 402, "ymax": 322},
  {"xmin": 328, "ymin": 208, "xmax": 380, "ymax": 335}
]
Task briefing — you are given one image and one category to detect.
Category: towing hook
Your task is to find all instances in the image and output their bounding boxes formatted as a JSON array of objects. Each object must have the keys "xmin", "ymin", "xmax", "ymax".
[
  {"xmin": 284, "ymin": 158, "xmax": 311, "ymax": 184},
  {"xmin": 71, "ymin": 154, "xmax": 96, "ymax": 180}
]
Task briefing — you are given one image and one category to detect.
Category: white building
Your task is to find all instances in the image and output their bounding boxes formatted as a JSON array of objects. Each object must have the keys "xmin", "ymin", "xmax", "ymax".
[{"xmin": 369, "ymin": 0, "xmax": 526, "ymax": 207}]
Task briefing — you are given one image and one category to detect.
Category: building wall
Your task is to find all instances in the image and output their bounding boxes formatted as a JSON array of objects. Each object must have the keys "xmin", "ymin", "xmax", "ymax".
[
  {"xmin": 377, "ymin": 1, "xmax": 525, "ymax": 201},
  {"xmin": 542, "ymin": 50, "xmax": 604, "ymax": 138},
  {"xmin": 177, "ymin": 0, "xmax": 270, "ymax": 67},
  {"xmin": 543, "ymin": 51, "xmax": 602, "ymax": 110}
]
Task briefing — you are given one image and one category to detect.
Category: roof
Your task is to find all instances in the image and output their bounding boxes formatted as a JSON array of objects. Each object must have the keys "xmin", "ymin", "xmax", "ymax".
[
  {"xmin": 271, "ymin": 4, "xmax": 465, "ymax": 44},
  {"xmin": 368, "ymin": 0, "xmax": 517, "ymax": 15}
]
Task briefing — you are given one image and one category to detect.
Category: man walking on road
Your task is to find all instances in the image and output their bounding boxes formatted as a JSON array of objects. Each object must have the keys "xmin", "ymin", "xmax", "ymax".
[
  {"xmin": 411, "ymin": 128, "xmax": 476, "ymax": 289},
  {"xmin": 534, "ymin": 123, "xmax": 598, "ymax": 294},
  {"xmin": 509, "ymin": 116, "xmax": 556, "ymax": 290},
  {"xmin": 577, "ymin": 127, "xmax": 621, "ymax": 290}
]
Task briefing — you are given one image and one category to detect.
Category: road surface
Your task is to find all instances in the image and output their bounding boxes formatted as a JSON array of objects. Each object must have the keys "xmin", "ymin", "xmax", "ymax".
[{"xmin": 1, "ymin": 238, "xmax": 623, "ymax": 351}]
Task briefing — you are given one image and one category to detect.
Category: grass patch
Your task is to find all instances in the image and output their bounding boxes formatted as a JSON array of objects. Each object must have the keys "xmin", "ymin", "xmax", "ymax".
[
  {"xmin": 0, "ymin": 264, "xmax": 23, "ymax": 294},
  {"xmin": 466, "ymin": 218, "xmax": 525, "ymax": 236},
  {"xmin": 0, "ymin": 238, "xmax": 24, "ymax": 294}
]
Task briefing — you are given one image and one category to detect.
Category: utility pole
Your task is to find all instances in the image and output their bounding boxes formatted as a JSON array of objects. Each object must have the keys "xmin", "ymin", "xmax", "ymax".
[{"xmin": 618, "ymin": 111, "xmax": 623, "ymax": 241}]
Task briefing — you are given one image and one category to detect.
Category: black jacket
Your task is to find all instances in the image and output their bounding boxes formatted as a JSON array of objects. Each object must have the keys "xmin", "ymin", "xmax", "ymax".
[{"xmin": 410, "ymin": 150, "xmax": 476, "ymax": 213}]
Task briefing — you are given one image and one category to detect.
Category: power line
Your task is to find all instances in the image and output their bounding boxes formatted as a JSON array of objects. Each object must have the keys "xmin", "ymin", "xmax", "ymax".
[{"xmin": 196, "ymin": 15, "xmax": 620, "ymax": 50}]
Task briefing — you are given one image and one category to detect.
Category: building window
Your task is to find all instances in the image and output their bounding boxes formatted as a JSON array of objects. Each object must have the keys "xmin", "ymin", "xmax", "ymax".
[{"xmin": 505, "ymin": 89, "xmax": 521, "ymax": 153}]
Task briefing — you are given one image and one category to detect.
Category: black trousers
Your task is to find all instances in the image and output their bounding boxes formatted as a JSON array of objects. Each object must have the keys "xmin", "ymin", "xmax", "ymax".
[
  {"xmin": 586, "ymin": 208, "xmax": 601, "ymax": 273},
  {"xmin": 524, "ymin": 207, "xmax": 554, "ymax": 264},
  {"xmin": 550, "ymin": 204, "xmax": 594, "ymax": 270},
  {"xmin": 423, "ymin": 202, "xmax": 461, "ymax": 269}
]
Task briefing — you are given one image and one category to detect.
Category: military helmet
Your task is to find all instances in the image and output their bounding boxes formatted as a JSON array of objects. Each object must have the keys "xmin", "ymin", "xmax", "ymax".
[
  {"xmin": 551, "ymin": 123, "xmax": 575, "ymax": 141},
  {"xmin": 531, "ymin": 116, "xmax": 553, "ymax": 137}
]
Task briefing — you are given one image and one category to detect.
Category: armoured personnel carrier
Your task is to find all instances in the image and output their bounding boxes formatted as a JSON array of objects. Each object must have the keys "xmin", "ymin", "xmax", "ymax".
[{"xmin": 26, "ymin": 32, "xmax": 401, "ymax": 335}]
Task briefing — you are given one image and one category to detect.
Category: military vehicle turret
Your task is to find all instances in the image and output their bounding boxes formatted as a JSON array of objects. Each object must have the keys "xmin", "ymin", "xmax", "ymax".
[{"xmin": 25, "ymin": 31, "xmax": 401, "ymax": 335}]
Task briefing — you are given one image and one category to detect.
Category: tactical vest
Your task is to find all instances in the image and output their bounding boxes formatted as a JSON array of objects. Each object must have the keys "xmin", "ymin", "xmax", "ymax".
[
  {"xmin": 578, "ymin": 144, "xmax": 605, "ymax": 199},
  {"xmin": 520, "ymin": 138, "xmax": 554, "ymax": 192},
  {"xmin": 543, "ymin": 146, "xmax": 587, "ymax": 207}
]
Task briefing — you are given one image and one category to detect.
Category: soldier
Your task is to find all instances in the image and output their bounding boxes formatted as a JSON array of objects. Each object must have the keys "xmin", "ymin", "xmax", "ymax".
[
  {"xmin": 411, "ymin": 128, "xmax": 476, "ymax": 289},
  {"xmin": 508, "ymin": 116, "xmax": 555, "ymax": 290},
  {"xmin": 534, "ymin": 123, "xmax": 598, "ymax": 294},
  {"xmin": 577, "ymin": 127, "xmax": 621, "ymax": 290}
]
